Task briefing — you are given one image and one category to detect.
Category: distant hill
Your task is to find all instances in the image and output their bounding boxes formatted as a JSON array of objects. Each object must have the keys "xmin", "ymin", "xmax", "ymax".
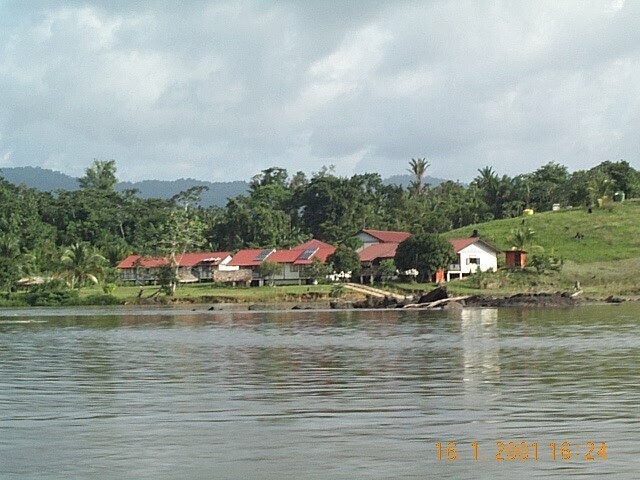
[
  {"xmin": 0, "ymin": 167, "xmax": 248, "ymax": 207},
  {"xmin": 384, "ymin": 174, "xmax": 450, "ymax": 188},
  {"xmin": 117, "ymin": 179, "xmax": 248, "ymax": 207},
  {"xmin": 0, "ymin": 167, "xmax": 449, "ymax": 207},
  {"xmin": 0, "ymin": 166, "xmax": 80, "ymax": 191}
]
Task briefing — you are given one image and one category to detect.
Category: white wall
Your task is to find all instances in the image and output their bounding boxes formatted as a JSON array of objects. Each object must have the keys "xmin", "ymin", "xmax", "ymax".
[
  {"xmin": 357, "ymin": 232, "xmax": 380, "ymax": 251},
  {"xmin": 457, "ymin": 243, "xmax": 498, "ymax": 274}
]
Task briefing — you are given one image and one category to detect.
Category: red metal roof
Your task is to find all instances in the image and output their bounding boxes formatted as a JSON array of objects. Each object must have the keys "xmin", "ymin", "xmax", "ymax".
[
  {"xmin": 291, "ymin": 239, "xmax": 336, "ymax": 264},
  {"xmin": 117, "ymin": 252, "xmax": 231, "ymax": 269},
  {"xmin": 359, "ymin": 242, "xmax": 400, "ymax": 262},
  {"xmin": 174, "ymin": 252, "xmax": 232, "ymax": 267},
  {"xmin": 361, "ymin": 229, "xmax": 411, "ymax": 243},
  {"xmin": 294, "ymin": 239, "xmax": 334, "ymax": 251},
  {"xmin": 269, "ymin": 249, "xmax": 302, "ymax": 263},
  {"xmin": 227, "ymin": 249, "xmax": 274, "ymax": 267},
  {"xmin": 449, "ymin": 238, "xmax": 501, "ymax": 254},
  {"xmin": 117, "ymin": 255, "xmax": 166, "ymax": 269},
  {"xmin": 227, "ymin": 240, "xmax": 337, "ymax": 267}
]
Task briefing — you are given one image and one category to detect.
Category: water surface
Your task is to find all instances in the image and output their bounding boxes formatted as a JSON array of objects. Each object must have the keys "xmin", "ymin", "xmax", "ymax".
[{"xmin": 1, "ymin": 304, "xmax": 639, "ymax": 479}]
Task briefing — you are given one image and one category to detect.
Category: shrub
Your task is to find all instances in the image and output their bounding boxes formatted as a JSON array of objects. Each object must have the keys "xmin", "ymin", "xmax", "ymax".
[
  {"xmin": 530, "ymin": 252, "xmax": 563, "ymax": 274},
  {"xmin": 330, "ymin": 284, "xmax": 346, "ymax": 298},
  {"xmin": 80, "ymin": 294, "xmax": 122, "ymax": 306},
  {"xmin": 24, "ymin": 288, "xmax": 79, "ymax": 306}
]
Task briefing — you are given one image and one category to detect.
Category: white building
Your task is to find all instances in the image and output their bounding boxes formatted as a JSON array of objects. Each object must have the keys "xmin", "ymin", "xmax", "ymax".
[{"xmin": 446, "ymin": 238, "xmax": 501, "ymax": 281}]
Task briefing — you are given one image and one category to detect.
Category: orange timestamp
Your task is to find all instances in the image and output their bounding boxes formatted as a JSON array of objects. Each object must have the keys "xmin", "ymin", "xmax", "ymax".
[{"xmin": 435, "ymin": 441, "xmax": 607, "ymax": 462}]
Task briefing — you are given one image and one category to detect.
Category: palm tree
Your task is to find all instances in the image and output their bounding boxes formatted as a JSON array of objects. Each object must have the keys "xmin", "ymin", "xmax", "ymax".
[
  {"xmin": 407, "ymin": 158, "xmax": 430, "ymax": 196},
  {"xmin": 587, "ymin": 171, "xmax": 613, "ymax": 208},
  {"xmin": 60, "ymin": 242, "xmax": 106, "ymax": 289},
  {"xmin": 508, "ymin": 226, "xmax": 536, "ymax": 250}
]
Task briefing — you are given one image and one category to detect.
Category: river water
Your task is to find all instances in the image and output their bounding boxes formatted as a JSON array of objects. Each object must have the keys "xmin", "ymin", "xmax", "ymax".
[{"xmin": 1, "ymin": 304, "xmax": 639, "ymax": 479}]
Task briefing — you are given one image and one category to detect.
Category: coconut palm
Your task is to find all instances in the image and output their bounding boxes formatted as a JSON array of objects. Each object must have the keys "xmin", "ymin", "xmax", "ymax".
[
  {"xmin": 587, "ymin": 171, "xmax": 613, "ymax": 208},
  {"xmin": 407, "ymin": 158, "xmax": 430, "ymax": 196},
  {"xmin": 60, "ymin": 242, "xmax": 107, "ymax": 289},
  {"xmin": 508, "ymin": 226, "xmax": 536, "ymax": 250}
]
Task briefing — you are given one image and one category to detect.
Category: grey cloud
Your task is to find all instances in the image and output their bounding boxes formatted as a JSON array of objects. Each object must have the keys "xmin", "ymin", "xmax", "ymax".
[{"xmin": 0, "ymin": 0, "xmax": 639, "ymax": 183}]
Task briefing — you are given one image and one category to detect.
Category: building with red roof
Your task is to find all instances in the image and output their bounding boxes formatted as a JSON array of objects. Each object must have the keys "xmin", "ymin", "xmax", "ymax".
[
  {"xmin": 355, "ymin": 229, "xmax": 411, "ymax": 283},
  {"xmin": 117, "ymin": 252, "xmax": 236, "ymax": 284},
  {"xmin": 446, "ymin": 237, "xmax": 501, "ymax": 281},
  {"xmin": 227, "ymin": 240, "xmax": 337, "ymax": 286},
  {"xmin": 357, "ymin": 229, "xmax": 412, "ymax": 250},
  {"xmin": 355, "ymin": 229, "xmax": 501, "ymax": 283}
]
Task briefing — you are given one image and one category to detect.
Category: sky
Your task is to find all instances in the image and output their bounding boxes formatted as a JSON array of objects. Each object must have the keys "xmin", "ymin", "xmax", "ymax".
[{"xmin": 0, "ymin": 0, "xmax": 639, "ymax": 183}]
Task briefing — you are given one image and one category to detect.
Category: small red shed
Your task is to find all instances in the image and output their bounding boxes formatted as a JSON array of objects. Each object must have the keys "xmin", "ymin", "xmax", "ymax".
[{"xmin": 505, "ymin": 249, "xmax": 527, "ymax": 269}]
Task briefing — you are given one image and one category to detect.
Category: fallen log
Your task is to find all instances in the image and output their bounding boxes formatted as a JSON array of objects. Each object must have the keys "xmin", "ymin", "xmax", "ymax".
[{"xmin": 404, "ymin": 295, "xmax": 471, "ymax": 309}]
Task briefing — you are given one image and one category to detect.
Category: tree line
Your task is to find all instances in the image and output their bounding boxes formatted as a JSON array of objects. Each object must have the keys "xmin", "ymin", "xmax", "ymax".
[{"xmin": 0, "ymin": 158, "xmax": 637, "ymax": 291}]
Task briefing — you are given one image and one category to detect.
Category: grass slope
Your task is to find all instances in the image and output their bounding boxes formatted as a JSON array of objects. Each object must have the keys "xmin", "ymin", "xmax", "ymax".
[
  {"xmin": 443, "ymin": 200, "xmax": 640, "ymax": 296},
  {"xmin": 445, "ymin": 200, "xmax": 640, "ymax": 264}
]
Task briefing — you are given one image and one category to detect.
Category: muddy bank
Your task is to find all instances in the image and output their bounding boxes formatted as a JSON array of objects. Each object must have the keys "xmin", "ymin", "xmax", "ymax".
[{"xmin": 330, "ymin": 288, "xmax": 588, "ymax": 309}]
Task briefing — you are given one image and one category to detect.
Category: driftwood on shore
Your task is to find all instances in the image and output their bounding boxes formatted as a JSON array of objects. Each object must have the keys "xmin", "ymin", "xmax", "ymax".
[
  {"xmin": 404, "ymin": 296, "xmax": 471, "ymax": 309},
  {"xmin": 328, "ymin": 286, "xmax": 585, "ymax": 310}
]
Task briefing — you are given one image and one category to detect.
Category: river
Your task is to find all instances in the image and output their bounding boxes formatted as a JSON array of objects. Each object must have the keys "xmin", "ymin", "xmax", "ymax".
[{"xmin": 1, "ymin": 304, "xmax": 639, "ymax": 479}]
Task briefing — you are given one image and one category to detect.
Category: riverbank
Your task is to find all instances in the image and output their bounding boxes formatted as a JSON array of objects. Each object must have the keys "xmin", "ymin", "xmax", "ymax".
[
  {"xmin": 3, "ymin": 281, "xmax": 633, "ymax": 309},
  {"xmin": 136, "ymin": 288, "xmax": 622, "ymax": 311}
]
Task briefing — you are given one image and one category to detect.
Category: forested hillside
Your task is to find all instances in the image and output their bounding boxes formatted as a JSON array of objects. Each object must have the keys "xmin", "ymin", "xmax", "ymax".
[{"xmin": 0, "ymin": 158, "xmax": 637, "ymax": 291}]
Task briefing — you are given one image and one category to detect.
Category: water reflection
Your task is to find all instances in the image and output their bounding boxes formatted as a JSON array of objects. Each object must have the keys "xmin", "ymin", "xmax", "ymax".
[
  {"xmin": 459, "ymin": 308, "xmax": 500, "ymax": 387},
  {"xmin": 1, "ymin": 306, "xmax": 640, "ymax": 479}
]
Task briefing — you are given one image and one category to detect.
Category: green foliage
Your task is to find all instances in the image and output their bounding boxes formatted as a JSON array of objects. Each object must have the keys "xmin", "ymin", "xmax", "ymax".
[
  {"xmin": 327, "ymin": 244, "xmax": 361, "ymax": 276},
  {"xmin": 329, "ymin": 283, "xmax": 346, "ymax": 298},
  {"xmin": 0, "ymin": 293, "xmax": 28, "ymax": 307},
  {"xmin": 529, "ymin": 252, "xmax": 563, "ymax": 274},
  {"xmin": 60, "ymin": 242, "xmax": 107, "ymax": 289},
  {"xmin": 407, "ymin": 158, "xmax": 430, "ymax": 197},
  {"xmin": 25, "ymin": 283, "xmax": 79, "ymax": 306},
  {"xmin": 395, "ymin": 233, "xmax": 455, "ymax": 282},
  {"xmin": 78, "ymin": 294, "xmax": 122, "ymax": 306},
  {"xmin": 304, "ymin": 257, "xmax": 331, "ymax": 282},
  {"xmin": 378, "ymin": 259, "xmax": 397, "ymax": 283},
  {"xmin": 258, "ymin": 260, "xmax": 283, "ymax": 286},
  {"xmin": 78, "ymin": 159, "xmax": 118, "ymax": 191},
  {"xmin": 522, "ymin": 162, "xmax": 570, "ymax": 211},
  {"xmin": 508, "ymin": 226, "xmax": 536, "ymax": 250},
  {"xmin": 155, "ymin": 264, "xmax": 177, "ymax": 295},
  {"xmin": 0, "ymin": 233, "xmax": 21, "ymax": 291},
  {"xmin": 587, "ymin": 171, "xmax": 613, "ymax": 207},
  {"xmin": 591, "ymin": 160, "xmax": 640, "ymax": 198},
  {"xmin": 470, "ymin": 267, "xmax": 489, "ymax": 289}
]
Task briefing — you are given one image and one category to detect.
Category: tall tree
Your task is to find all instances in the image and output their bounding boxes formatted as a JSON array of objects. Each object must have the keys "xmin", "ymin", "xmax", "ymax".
[
  {"xmin": 524, "ymin": 162, "xmax": 570, "ymax": 211},
  {"xmin": 326, "ymin": 244, "xmax": 361, "ymax": 277},
  {"xmin": 407, "ymin": 158, "xmax": 430, "ymax": 196},
  {"xmin": 60, "ymin": 242, "xmax": 106, "ymax": 289},
  {"xmin": 156, "ymin": 187, "xmax": 207, "ymax": 294},
  {"xmin": 591, "ymin": 160, "xmax": 640, "ymax": 198},
  {"xmin": 394, "ymin": 233, "xmax": 455, "ymax": 282},
  {"xmin": 0, "ymin": 233, "xmax": 21, "ymax": 291},
  {"xmin": 78, "ymin": 159, "xmax": 118, "ymax": 191}
]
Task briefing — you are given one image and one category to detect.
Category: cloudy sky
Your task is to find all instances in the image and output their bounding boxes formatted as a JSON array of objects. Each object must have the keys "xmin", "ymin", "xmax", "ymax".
[{"xmin": 0, "ymin": 1, "xmax": 639, "ymax": 183}]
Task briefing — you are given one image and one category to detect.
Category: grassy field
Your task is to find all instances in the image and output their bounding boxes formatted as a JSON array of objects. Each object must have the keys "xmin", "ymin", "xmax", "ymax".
[
  {"xmin": 444, "ymin": 199, "xmax": 640, "ymax": 264},
  {"xmin": 79, "ymin": 283, "xmax": 339, "ymax": 305},
  {"xmin": 441, "ymin": 199, "xmax": 640, "ymax": 296}
]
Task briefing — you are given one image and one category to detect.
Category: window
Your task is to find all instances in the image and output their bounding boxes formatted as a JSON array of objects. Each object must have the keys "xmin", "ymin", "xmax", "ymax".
[{"xmin": 467, "ymin": 257, "xmax": 480, "ymax": 265}]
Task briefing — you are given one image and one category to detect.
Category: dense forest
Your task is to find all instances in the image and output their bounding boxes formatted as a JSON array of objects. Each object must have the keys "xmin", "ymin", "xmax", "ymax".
[{"xmin": 0, "ymin": 158, "xmax": 638, "ymax": 291}]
